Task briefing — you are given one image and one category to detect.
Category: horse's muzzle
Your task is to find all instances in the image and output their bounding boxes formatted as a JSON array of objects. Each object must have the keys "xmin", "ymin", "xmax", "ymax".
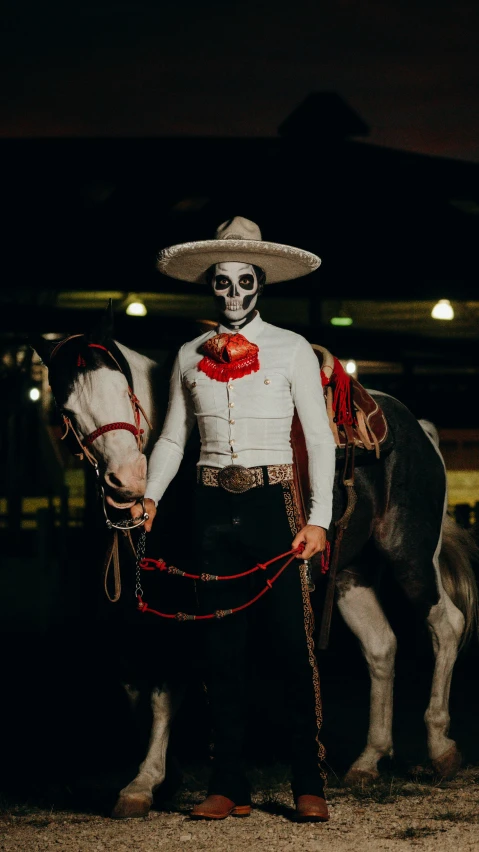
[{"xmin": 105, "ymin": 494, "xmax": 137, "ymax": 510}]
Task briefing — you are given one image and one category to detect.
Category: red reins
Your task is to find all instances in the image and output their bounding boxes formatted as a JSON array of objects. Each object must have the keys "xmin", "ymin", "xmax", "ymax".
[
  {"xmin": 136, "ymin": 545, "xmax": 306, "ymax": 621},
  {"xmin": 139, "ymin": 545, "xmax": 301, "ymax": 581}
]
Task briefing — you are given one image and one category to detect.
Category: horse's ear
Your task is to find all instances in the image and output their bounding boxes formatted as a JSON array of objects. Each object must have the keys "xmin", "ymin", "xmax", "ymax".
[
  {"xmin": 29, "ymin": 335, "xmax": 57, "ymax": 366},
  {"xmin": 89, "ymin": 299, "xmax": 115, "ymax": 343}
]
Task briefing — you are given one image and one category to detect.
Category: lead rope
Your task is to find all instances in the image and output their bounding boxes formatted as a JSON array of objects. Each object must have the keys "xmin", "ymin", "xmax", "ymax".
[
  {"xmin": 103, "ymin": 530, "xmax": 121, "ymax": 602},
  {"xmin": 103, "ymin": 528, "xmax": 143, "ymax": 603}
]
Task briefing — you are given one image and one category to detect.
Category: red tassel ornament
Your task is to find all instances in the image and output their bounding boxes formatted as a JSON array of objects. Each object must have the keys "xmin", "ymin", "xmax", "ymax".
[
  {"xmin": 321, "ymin": 356, "xmax": 355, "ymax": 426},
  {"xmin": 320, "ymin": 540, "xmax": 331, "ymax": 574}
]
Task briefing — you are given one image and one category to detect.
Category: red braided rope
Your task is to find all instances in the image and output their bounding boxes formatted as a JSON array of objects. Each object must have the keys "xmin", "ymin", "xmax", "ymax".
[
  {"xmin": 85, "ymin": 421, "xmax": 143, "ymax": 444},
  {"xmin": 139, "ymin": 545, "xmax": 299, "ymax": 581},
  {"xmin": 141, "ymin": 541, "xmax": 330, "ymax": 580},
  {"xmin": 137, "ymin": 548, "xmax": 301, "ymax": 620}
]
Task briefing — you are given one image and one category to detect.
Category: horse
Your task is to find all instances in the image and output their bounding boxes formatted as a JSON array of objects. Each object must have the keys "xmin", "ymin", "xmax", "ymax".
[{"xmin": 31, "ymin": 307, "xmax": 478, "ymax": 818}]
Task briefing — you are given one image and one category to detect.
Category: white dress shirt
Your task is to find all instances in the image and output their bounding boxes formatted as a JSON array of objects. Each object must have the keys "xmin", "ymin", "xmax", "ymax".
[{"xmin": 145, "ymin": 313, "xmax": 336, "ymax": 529}]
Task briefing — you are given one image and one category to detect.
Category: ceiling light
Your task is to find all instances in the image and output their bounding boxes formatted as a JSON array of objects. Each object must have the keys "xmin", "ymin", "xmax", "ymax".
[
  {"xmin": 330, "ymin": 316, "xmax": 353, "ymax": 327},
  {"xmin": 29, "ymin": 388, "xmax": 41, "ymax": 401},
  {"xmin": 126, "ymin": 301, "xmax": 147, "ymax": 317},
  {"xmin": 345, "ymin": 360, "xmax": 357, "ymax": 375},
  {"xmin": 431, "ymin": 299, "xmax": 454, "ymax": 320}
]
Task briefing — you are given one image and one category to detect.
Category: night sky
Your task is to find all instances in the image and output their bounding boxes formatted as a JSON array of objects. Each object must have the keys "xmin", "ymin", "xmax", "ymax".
[{"xmin": 1, "ymin": 0, "xmax": 478, "ymax": 161}]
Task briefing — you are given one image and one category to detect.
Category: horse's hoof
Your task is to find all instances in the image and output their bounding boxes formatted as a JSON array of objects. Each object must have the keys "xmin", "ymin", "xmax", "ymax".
[
  {"xmin": 431, "ymin": 745, "xmax": 462, "ymax": 779},
  {"xmin": 343, "ymin": 768, "xmax": 379, "ymax": 786},
  {"xmin": 111, "ymin": 793, "xmax": 152, "ymax": 819},
  {"xmin": 409, "ymin": 762, "xmax": 435, "ymax": 779}
]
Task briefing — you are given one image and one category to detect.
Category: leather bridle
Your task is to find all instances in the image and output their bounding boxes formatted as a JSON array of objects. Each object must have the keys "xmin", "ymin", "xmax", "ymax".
[{"xmin": 49, "ymin": 334, "xmax": 152, "ymax": 529}]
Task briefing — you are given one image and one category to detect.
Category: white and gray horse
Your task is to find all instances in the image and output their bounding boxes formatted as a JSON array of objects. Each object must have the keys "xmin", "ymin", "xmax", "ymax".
[{"xmin": 32, "ymin": 311, "xmax": 478, "ymax": 818}]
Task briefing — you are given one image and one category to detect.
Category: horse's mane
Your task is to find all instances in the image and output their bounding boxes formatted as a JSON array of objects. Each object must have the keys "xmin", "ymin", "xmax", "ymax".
[{"xmin": 48, "ymin": 335, "xmax": 134, "ymax": 407}]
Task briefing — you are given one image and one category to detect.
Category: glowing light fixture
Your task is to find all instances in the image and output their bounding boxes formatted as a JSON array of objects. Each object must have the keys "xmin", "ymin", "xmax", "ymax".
[
  {"xmin": 29, "ymin": 388, "xmax": 40, "ymax": 401},
  {"xmin": 431, "ymin": 299, "xmax": 454, "ymax": 320},
  {"xmin": 345, "ymin": 360, "xmax": 357, "ymax": 375},
  {"xmin": 126, "ymin": 301, "xmax": 147, "ymax": 317},
  {"xmin": 330, "ymin": 316, "xmax": 353, "ymax": 327}
]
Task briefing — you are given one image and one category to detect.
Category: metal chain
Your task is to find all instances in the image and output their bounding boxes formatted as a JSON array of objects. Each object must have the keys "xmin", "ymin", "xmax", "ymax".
[
  {"xmin": 101, "ymin": 490, "xmax": 150, "ymax": 531},
  {"xmin": 135, "ymin": 529, "xmax": 146, "ymax": 599}
]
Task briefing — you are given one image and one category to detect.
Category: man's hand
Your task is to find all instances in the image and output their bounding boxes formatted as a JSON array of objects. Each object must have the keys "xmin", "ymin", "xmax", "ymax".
[
  {"xmin": 292, "ymin": 524, "xmax": 327, "ymax": 560},
  {"xmin": 130, "ymin": 498, "xmax": 157, "ymax": 533}
]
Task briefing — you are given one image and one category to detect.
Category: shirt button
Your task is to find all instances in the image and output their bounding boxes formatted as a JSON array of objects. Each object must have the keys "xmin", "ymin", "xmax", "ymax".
[
  {"xmin": 264, "ymin": 378, "xmax": 271, "ymax": 385},
  {"xmin": 229, "ymin": 419, "xmax": 235, "ymax": 424},
  {"xmin": 229, "ymin": 402, "xmax": 235, "ymax": 408},
  {"xmin": 232, "ymin": 453, "xmax": 238, "ymax": 459},
  {"xmin": 228, "ymin": 383, "xmax": 234, "ymax": 390},
  {"xmin": 230, "ymin": 439, "xmax": 235, "ymax": 445}
]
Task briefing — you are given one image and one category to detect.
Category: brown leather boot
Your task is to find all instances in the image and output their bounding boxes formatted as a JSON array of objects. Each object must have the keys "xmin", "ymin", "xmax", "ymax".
[
  {"xmin": 190, "ymin": 795, "xmax": 251, "ymax": 820},
  {"xmin": 295, "ymin": 795, "xmax": 329, "ymax": 822}
]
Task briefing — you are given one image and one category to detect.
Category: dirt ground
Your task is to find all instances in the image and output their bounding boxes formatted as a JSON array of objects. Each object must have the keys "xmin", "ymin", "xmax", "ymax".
[
  {"xmin": 2, "ymin": 767, "xmax": 479, "ymax": 852},
  {"xmin": 3, "ymin": 584, "xmax": 479, "ymax": 852}
]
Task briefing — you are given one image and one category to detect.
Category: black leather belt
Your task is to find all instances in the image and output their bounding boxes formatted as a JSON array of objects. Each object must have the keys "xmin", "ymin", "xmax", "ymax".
[{"xmin": 197, "ymin": 464, "xmax": 294, "ymax": 493}]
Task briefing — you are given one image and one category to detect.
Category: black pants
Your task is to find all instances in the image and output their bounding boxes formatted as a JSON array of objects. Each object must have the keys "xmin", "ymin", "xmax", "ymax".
[{"xmin": 194, "ymin": 477, "xmax": 326, "ymax": 804}]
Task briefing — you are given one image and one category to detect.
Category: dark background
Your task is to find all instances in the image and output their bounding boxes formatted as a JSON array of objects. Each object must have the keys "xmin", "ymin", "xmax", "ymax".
[
  {"xmin": 1, "ymin": 0, "xmax": 478, "ymax": 812},
  {"xmin": 2, "ymin": 0, "xmax": 479, "ymax": 160}
]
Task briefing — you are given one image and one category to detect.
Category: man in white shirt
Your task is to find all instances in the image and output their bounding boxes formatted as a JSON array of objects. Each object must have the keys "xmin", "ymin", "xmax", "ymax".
[{"xmin": 133, "ymin": 217, "xmax": 336, "ymax": 822}]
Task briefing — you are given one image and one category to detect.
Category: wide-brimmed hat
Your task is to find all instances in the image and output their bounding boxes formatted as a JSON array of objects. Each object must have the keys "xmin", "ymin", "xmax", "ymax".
[{"xmin": 157, "ymin": 216, "xmax": 321, "ymax": 284}]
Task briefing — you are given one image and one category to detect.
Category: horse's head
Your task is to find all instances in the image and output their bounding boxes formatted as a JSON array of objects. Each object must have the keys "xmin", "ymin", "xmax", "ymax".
[{"xmin": 31, "ymin": 308, "xmax": 148, "ymax": 510}]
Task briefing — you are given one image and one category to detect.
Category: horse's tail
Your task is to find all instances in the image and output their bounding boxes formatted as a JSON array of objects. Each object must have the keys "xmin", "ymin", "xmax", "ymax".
[
  {"xmin": 439, "ymin": 512, "xmax": 479, "ymax": 648},
  {"xmin": 418, "ymin": 418, "xmax": 479, "ymax": 646},
  {"xmin": 418, "ymin": 418, "xmax": 440, "ymax": 446}
]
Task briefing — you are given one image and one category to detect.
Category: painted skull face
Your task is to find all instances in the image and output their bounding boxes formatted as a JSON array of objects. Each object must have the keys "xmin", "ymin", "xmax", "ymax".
[{"xmin": 212, "ymin": 262, "xmax": 259, "ymax": 324}]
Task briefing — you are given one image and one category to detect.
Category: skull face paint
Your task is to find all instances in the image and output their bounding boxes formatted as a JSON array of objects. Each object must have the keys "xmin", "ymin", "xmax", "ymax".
[{"xmin": 211, "ymin": 262, "xmax": 260, "ymax": 326}]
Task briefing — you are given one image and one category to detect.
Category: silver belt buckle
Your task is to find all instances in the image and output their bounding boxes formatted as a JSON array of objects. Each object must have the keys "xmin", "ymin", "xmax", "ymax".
[{"xmin": 217, "ymin": 465, "xmax": 255, "ymax": 493}]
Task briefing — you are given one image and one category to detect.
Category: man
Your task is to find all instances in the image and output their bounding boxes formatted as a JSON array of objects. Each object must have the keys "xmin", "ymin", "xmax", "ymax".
[{"xmin": 133, "ymin": 216, "xmax": 336, "ymax": 821}]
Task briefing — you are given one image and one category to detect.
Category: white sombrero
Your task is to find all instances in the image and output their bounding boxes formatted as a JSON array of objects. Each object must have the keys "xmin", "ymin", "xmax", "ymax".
[{"xmin": 157, "ymin": 216, "xmax": 321, "ymax": 284}]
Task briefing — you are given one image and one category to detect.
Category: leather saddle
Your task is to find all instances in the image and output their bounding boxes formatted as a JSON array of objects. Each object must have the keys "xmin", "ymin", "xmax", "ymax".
[
  {"xmin": 312, "ymin": 345, "xmax": 389, "ymax": 457},
  {"xmin": 290, "ymin": 344, "xmax": 391, "ymax": 527}
]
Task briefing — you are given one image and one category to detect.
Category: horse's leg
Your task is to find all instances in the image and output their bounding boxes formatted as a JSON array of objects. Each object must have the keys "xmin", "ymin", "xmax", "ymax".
[
  {"xmin": 111, "ymin": 682, "xmax": 184, "ymax": 819},
  {"xmin": 375, "ymin": 415, "xmax": 469, "ymax": 778},
  {"xmin": 336, "ymin": 577, "xmax": 397, "ymax": 784},
  {"xmin": 423, "ymin": 513, "xmax": 479, "ymax": 775},
  {"xmin": 385, "ymin": 546, "xmax": 465, "ymax": 779},
  {"xmin": 423, "ymin": 582, "xmax": 464, "ymax": 777}
]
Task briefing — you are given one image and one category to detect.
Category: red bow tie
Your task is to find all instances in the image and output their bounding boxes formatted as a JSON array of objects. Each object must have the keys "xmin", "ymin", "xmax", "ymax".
[{"xmin": 198, "ymin": 333, "xmax": 260, "ymax": 381}]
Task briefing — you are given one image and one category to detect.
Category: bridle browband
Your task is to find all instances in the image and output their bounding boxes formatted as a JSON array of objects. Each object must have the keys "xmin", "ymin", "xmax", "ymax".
[{"xmin": 50, "ymin": 334, "xmax": 152, "ymax": 530}]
